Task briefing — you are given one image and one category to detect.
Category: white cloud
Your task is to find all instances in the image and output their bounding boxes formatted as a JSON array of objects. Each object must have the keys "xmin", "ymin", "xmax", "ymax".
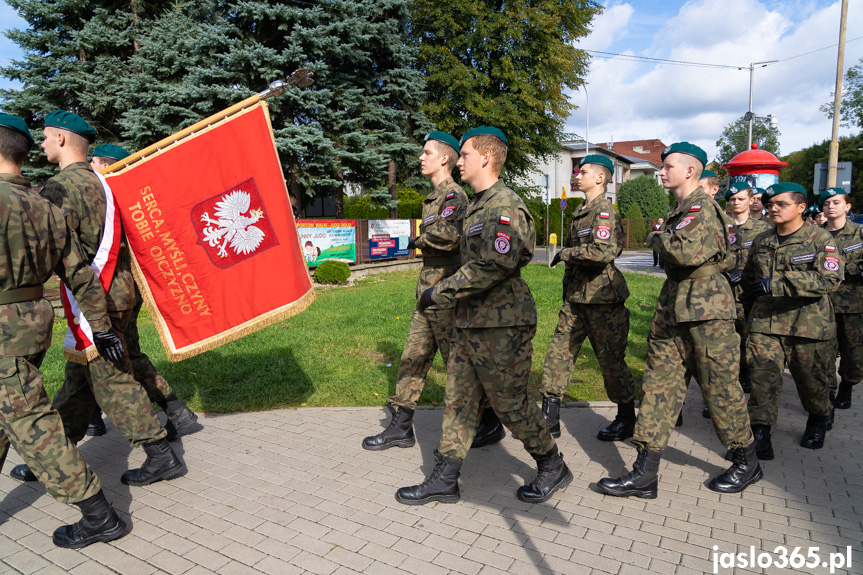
[
  {"xmin": 566, "ymin": 0, "xmax": 863, "ymax": 164},
  {"xmin": 578, "ymin": 2, "xmax": 635, "ymax": 52}
]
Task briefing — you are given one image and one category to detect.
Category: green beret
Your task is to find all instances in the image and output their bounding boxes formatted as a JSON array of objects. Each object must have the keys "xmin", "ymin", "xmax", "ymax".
[
  {"xmin": 460, "ymin": 126, "xmax": 508, "ymax": 147},
  {"xmin": 92, "ymin": 143, "xmax": 131, "ymax": 161},
  {"xmin": 764, "ymin": 182, "xmax": 806, "ymax": 200},
  {"xmin": 752, "ymin": 187, "xmax": 766, "ymax": 196},
  {"xmin": 579, "ymin": 154, "xmax": 614, "ymax": 173},
  {"xmin": 45, "ymin": 110, "xmax": 96, "ymax": 143},
  {"xmin": 818, "ymin": 186, "xmax": 848, "ymax": 209},
  {"xmin": 700, "ymin": 169, "xmax": 716, "ymax": 179},
  {"xmin": 660, "ymin": 142, "xmax": 708, "ymax": 168},
  {"xmin": 0, "ymin": 112, "xmax": 35, "ymax": 148},
  {"xmin": 423, "ymin": 131, "xmax": 460, "ymax": 155},
  {"xmin": 725, "ymin": 181, "xmax": 753, "ymax": 200}
]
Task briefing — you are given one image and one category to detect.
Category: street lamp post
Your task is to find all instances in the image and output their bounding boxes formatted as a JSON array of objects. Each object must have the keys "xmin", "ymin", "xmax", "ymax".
[{"xmin": 746, "ymin": 60, "xmax": 778, "ymax": 148}]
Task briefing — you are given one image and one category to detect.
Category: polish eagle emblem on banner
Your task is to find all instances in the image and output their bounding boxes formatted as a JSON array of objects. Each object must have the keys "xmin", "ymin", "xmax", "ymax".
[{"xmin": 192, "ymin": 178, "xmax": 278, "ymax": 268}]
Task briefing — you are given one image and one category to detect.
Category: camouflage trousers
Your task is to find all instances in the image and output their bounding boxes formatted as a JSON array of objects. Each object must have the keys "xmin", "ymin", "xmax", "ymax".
[
  {"xmin": 438, "ymin": 325, "xmax": 554, "ymax": 462},
  {"xmin": 747, "ymin": 332, "xmax": 832, "ymax": 425},
  {"xmin": 388, "ymin": 306, "xmax": 454, "ymax": 410},
  {"xmin": 125, "ymin": 282, "xmax": 174, "ymax": 404},
  {"xmin": 830, "ymin": 313, "xmax": 863, "ymax": 393},
  {"xmin": 52, "ymin": 308, "xmax": 166, "ymax": 446},
  {"xmin": 735, "ymin": 300, "xmax": 749, "ymax": 373},
  {"xmin": 540, "ymin": 302, "xmax": 635, "ymax": 404},
  {"xmin": 634, "ymin": 318, "xmax": 753, "ymax": 451},
  {"xmin": 0, "ymin": 353, "xmax": 101, "ymax": 504}
]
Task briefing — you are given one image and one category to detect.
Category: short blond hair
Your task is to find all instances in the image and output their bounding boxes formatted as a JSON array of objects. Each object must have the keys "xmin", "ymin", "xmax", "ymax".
[{"xmin": 467, "ymin": 135, "xmax": 508, "ymax": 173}]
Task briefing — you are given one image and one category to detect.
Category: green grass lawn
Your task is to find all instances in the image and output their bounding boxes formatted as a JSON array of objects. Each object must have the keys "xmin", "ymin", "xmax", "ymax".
[{"xmin": 40, "ymin": 266, "xmax": 664, "ymax": 414}]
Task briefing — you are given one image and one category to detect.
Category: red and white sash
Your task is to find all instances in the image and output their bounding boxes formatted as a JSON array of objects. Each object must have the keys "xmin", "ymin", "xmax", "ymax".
[{"xmin": 60, "ymin": 171, "xmax": 122, "ymax": 364}]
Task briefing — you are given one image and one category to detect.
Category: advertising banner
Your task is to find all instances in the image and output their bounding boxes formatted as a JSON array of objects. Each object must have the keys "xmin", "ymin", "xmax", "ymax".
[
  {"xmin": 297, "ymin": 220, "xmax": 357, "ymax": 266},
  {"xmin": 368, "ymin": 219, "xmax": 411, "ymax": 260}
]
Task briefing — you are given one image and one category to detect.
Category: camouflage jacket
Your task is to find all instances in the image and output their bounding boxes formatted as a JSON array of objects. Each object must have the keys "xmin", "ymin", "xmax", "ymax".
[
  {"xmin": 560, "ymin": 196, "xmax": 629, "ymax": 304},
  {"xmin": 743, "ymin": 221, "xmax": 841, "ymax": 340},
  {"xmin": 650, "ymin": 187, "xmax": 735, "ymax": 324},
  {"xmin": 0, "ymin": 173, "xmax": 110, "ymax": 356},
  {"xmin": 829, "ymin": 221, "xmax": 863, "ymax": 314},
  {"xmin": 432, "ymin": 179, "xmax": 537, "ymax": 328},
  {"xmin": 727, "ymin": 215, "xmax": 772, "ymax": 302},
  {"xmin": 414, "ymin": 177, "xmax": 467, "ymax": 302},
  {"xmin": 41, "ymin": 162, "xmax": 134, "ymax": 313}
]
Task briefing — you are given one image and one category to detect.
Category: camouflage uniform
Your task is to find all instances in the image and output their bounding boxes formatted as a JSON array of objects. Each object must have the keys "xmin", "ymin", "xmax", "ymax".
[
  {"xmin": 124, "ymin": 277, "xmax": 174, "ymax": 403},
  {"xmin": 727, "ymin": 217, "xmax": 772, "ymax": 377},
  {"xmin": 540, "ymin": 196, "xmax": 635, "ymax": 404},
  {"xmin": 429, "ymin": 180, "xmax": 553, "ymax": 461},
  {"xmin": 743, "ymin": 222, "xmax": 842, "ymax": 425},
  {"xmin": 829, "ymin": 222, "xmax": 863, "ymax": 391},
  {"xmin": 0, "ymin": 173, "xmax": 105, "ymax": 503},
  {"xmin": 41, "ymin": 163, "xmax": 165, "ymax": 446},
  {"xmin": 636, "ymin": 187, "xmax": 753, "ymax": 451},
  {"xmin": 389, "ymin": 177, "xmax": 466, "ymax": 410}
]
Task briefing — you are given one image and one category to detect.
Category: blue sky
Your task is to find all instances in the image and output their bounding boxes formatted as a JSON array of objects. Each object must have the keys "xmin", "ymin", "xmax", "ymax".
[{"xmin": 2, "ymin": 0, "xmax": 861, "ymax": 161}]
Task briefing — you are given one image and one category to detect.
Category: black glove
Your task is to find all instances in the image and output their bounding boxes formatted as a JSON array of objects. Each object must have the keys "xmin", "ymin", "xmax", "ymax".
[
  {"xmin": 550, "ymin": 250, "xmax": 563, "ymax": 268},
  {"xmin": 748, "ymin": 276, "xmax": 772, "ymax": 298},
  {"xmin": 93, "ymin": 329, "xmax": 124, "ymax": 363},
  {"xmin": 727, "ymin": 269, "xmax": 743, "ymax": 285},
  {"xmin": 407, "ymin": 238, "xmax": 417, "ymax": 250},
  {"xmin": 417, "ymin": 287, "xmax": 435, "ymax": 312}
]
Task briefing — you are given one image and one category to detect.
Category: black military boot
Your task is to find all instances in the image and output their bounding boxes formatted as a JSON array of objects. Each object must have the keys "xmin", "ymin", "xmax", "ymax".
[
  {"xmin": 541, "ymin": 397, "xmax": 561, "ymax": 438},
  {"xmin": 702, "ymin": 406, "xmax": 710, "ymax": 419},
  {"xmin": 395, "ymin": 449, "xmax": 460, "ymax": 505},
  {"xmin": 52, "ymin": 490, "xmax": 127, "ymax": 549},
  {"xmin": 471, "ymin": 408, "xmax": 505, "ymax": 448},
  {"xmin": 158, "ymin": 394, "xmax": 199, "ymax": 441},
  {"xmin": 826, "ymin": 405, "xmax": 835, "ymax": 431},
  {"xmin": 121, "ymin": 439, "xmax": 185, "ymax": 486},
  {"xmin": 834, "ymin": 380, "xmax": 854, "ymax": 410},
  {"xmin": 739, "ymin": 366, "xmax": 752, "ymax": 394},
  {"xmin": 708, "ymin": 444, "xmax": 763, "ymax": 493},
  {"xmin": 676, "ymin": 411, "xmax": 684, "ymax": 427},
  {"xmin": 9, "ymin": 464, "xmax": 37, "ymax": 482},
  {"xmin": 751, "ymin": 424, "xmax": 774, "ymax": 460},
  {"xmin": 597, "ymin": 447, "xmax": 661, "ymax": 499},
  {"xmin": 597, "ymin": 402, "xmax": 636, "ymax": 441},
  {"xmin": 362, "ymin": 407, "xmax": 416, "ymax": 450},
  {"xmin": 86, "ymin": 406, "xmax": 107, "ymax": 437},
  {"xmin": 800, "ymin": 414, "xmax": 828, "ymax": 449},
  {"xmin": 516, "ymin": 445, "xmax": 573, "ymax": 503}
]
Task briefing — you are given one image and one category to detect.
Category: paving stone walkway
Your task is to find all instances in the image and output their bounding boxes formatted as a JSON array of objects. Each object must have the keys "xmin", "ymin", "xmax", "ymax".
[{"xmin": 0, "ymin": 376, "xmax": 860, "ymax": 575}]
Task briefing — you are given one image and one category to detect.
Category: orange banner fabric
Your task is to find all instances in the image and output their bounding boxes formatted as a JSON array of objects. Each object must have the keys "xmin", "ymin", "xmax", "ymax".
[{"xmin": 106, "ymin": 102, "xmax": 314, "ymax": 361}]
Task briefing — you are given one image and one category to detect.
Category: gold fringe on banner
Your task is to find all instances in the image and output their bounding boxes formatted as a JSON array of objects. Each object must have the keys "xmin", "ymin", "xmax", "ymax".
[{"xmin": 108, "ymin": 100, "xmax": 316, "ymax": 362}]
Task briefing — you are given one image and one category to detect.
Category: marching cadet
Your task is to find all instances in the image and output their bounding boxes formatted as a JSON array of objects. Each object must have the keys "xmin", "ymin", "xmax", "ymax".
[
  {"xmin": 542, "ymin": 155, "xmax": 636, "ymax": 441},
  {"xmin": 651, "ymin": 217, "xmax": 664, "ymax": 268},
  {"xmin": 820, "ymin": 187, "xmax": 862, "ymax": 411},
  {"xmin": 598, "ymin": 142, "xmax": 761, "ymax": 498},
  {"xmin": 0, "ymin": 113, "xmax": 126, "ymax": 548},
  {"xmin": 87, "ymin": 143, "xmax": 198, "ymax": 440},
  {"xmin": 743, "ymin": 182, "xmax": 841, "ymax": 457},
  {"xmin": 396, "ymin": 127, "xmax": 571, "ymax": 505},
  {"xmin": 750, "ymin": 188, "xmax": 768, "ymax": 222},
  {"xmin": 362, "ymin": 131, "xmax": 483, "ymax": 450},
  {"xmin": 698, "ymin": 169, "xmax": 720, "ymax": 199},
  {"xmin": 722, "ymin": 181, "xmax": 771, "ymax": 396},
  {"xmin": 10, "ymin": 111, "xmax": 185, "ymax": 487}
]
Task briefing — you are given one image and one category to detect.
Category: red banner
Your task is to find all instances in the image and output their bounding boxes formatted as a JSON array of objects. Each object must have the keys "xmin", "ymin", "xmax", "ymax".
[{"xmin": 105, "ymin": 102, "xmax": 314, "ymax": 361}]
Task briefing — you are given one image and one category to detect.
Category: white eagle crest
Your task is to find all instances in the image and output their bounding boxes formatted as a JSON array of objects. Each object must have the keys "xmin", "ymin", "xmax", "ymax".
[{"xmin": 200, "ymin": 190, "xmax": 266, "ymax": 257}]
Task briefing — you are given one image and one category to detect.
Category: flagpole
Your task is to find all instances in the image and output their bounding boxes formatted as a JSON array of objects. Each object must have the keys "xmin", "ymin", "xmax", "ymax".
[{"xmin": 102, "ymin": 71, "xmax": 312, "ymax": 175}]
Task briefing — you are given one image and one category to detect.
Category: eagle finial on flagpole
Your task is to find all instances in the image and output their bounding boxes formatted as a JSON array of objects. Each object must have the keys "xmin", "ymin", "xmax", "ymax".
[{"xmin": 257, "ymin": 68, "xmax": 314, "ymax": 100}]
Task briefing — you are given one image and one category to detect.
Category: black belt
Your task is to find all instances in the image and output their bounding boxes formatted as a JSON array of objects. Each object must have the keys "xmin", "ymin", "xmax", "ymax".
[
  {"xmin": 422, "ymin": 254, "xmax": 462, "ymax": 267},
  {"xmin": 665, "ymin": 263, "xmax": 721, "ymax": 282},
  {"xmin": 0, "ymin": 285, "xmax": 44, "ymax": 304}
]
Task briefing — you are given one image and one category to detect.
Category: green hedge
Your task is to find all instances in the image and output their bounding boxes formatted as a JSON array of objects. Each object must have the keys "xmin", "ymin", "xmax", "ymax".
[{"xmin": 314, "ymin": 261, "xmax": 351, "ymax": 284}]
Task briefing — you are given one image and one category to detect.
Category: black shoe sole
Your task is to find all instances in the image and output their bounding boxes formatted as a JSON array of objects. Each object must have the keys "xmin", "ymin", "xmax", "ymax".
[
  {"xmin": 85, "ymin": 425, "xmax": 107, "ymax": 437},
  {"xmin": 362, "ymin": 437, "xmax": 416, "ymax": 451},
  {"xmin": 596, "ymin": 431, "xmax": 634, "ymax": 442},
  {"xmin": 834, "ymin": 401, "xmax": 851, "ymax": 410},
  {"xmin": 550, "ymin": 429, "xmax": 561, "ymax": 439},
  {"xmin": 52, "ymin": 520, "xmax": 128, "ymax": 549},
  {"xmin": 707, "ymin": 466, "xmax": 763, "ymax": 494},
  {"xmin": 516, "ymin": 469, "xmax": 573, "ymax": 503},
  {"xmin": 799, "ymin": 440, "xmax": 824, "ymax": 449},
  {"xmin": 395, "ymin": 492, "xmax": 459, "ymax": 505},
  {"xmin": 597, "ymin": 482, "xmax": 657, "ymax": 499},
  {"xmin": 121, "ymin": 463, "xmax": 186, "ymax": 486}
]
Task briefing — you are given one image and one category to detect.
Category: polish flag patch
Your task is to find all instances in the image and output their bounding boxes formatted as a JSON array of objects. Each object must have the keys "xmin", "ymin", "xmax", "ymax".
[
  {"xmin": 825, "ymin": 245, "xmax": 836, "ymax": 252},
  {"xmin": 689, "ymin": 205, "xmax": 701, "ymax": 212},
  {"xmin": 499, "ymin": 215, "xmax": 511, "ymax": 225},
  {"xmin": 445, "ymin": 192, "xmax": 455, "ymax": 200},
  {"xmin": 599, "ymin": 212, "xmax": 610, "ymax": 219}
]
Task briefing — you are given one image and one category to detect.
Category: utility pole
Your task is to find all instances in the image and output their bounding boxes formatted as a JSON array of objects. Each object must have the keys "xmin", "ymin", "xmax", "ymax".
[
  {"xmin": 828, "ymin": 0, "xmax": 849, "ymax": 187},
  {"xmin": 746, "ymin": 60, "xmax": 778, "ymax": 148}
]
